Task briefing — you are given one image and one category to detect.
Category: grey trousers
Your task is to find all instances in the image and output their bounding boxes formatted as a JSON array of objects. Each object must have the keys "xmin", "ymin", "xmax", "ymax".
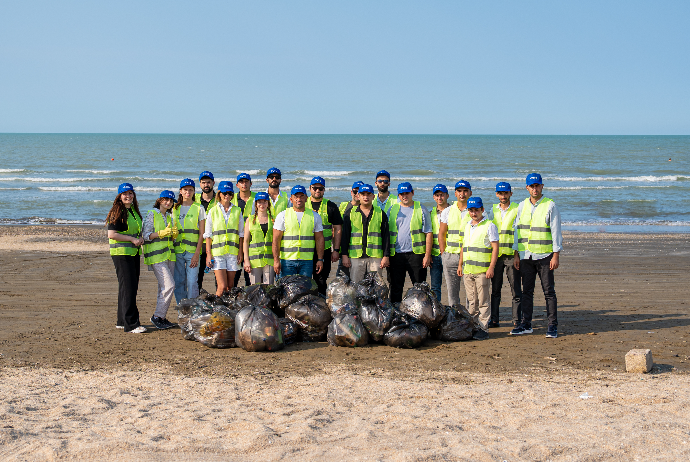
[
  {"xmin": 349, "ymin": 257, "xmax": 384, "ymax": 284},
  {"xmin": 248, "ymin": 265, "xmax": 275, "ymax": 285},
  {"xmin": 442, "ymin": 252, "xmax": 464, "ymax": 306},
  {"xmin": 151, "ymin": 259, "xmax": 176, "ymax": 319}
]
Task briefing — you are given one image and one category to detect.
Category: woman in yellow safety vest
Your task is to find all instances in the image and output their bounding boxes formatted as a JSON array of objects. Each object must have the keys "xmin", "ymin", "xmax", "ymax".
[
  {"xmin": 106, "ymin": 183, "xmax": 146, "ymax": 333},
  {"xmin": 172, "ymin": 178, "xmax": 206, "ymax": 302},
  {"xmin": 242, "ymin": 191, "xmax": 275, "ymax": 284},
  {"xmin": 142, "ymin": 190, "xmax": 179, "ymax": 330}
]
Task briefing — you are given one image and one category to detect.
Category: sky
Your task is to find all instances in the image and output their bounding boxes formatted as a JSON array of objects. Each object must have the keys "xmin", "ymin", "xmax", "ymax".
[{"xmin": 1, "ymin": 1, "xmax": 688, "ymax": 134}]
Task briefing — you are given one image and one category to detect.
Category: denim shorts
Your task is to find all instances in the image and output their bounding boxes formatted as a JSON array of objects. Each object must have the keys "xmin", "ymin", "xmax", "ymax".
[{"xmin": 212, "ymin": 253, "xmax": 240, "ymax": 271}]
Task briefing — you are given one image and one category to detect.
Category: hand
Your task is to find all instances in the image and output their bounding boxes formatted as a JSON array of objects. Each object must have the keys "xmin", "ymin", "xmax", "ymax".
[
  {"xmin": 550, "ymin": 253, "xmax": 560, "ymax": 270},
  {"xmin": 157, "ymin": 226, "xmax": 172, "ymax": 238},
  {"xmin": 190, "ymin": 253, "xmax": 199, "ymax": 268},
  {"xmin": 456, "ymin": 265, "xmax": 463, "ymax": 277},
  {"xmin": 422, "ymin": 255, "xmax": 432, "ymax": 268},
  {"xmin": 236, "ymin": 253, "xmax": 243, "ymax": 265},
  {"xmin": 171, "ymin": 226, "xmax": 179, "ymax": 239},
  {"xmin": 331, "ymin": 250, "xmax": 339, "ymax": 263},
  {"xmin": 244, "ymin": 262, "xmax": 251, "ymax": 273},
  {"xmin": 380, "ymin": 256, "xmax": 390, "ymax": 269},
  {"xmin": 316, "ymin": 260, "xmax": 324, "ymax": 274},
  {"xmin": 513, "ymin": 255, "xmax": 520, "ymax": 270},
  {"xmin": 273, "ymin": 261, "xmax": 282, "ymax": 276},
  {"xmin": 486, "ymin": 267, "xmax": 494, "ymax": 279},
  {"xmin": 342, "ymin": 255, "xmax": 351, "ymax": 268},
  {"xmin": 133, "ymin": 237, "xmax": 144, "ymax": 247}
]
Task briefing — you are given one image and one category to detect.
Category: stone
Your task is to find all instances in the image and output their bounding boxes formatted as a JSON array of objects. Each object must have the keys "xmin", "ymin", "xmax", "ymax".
[{"xmin": 625, "ymin": 349, "xmax": 653, "ymax": 373}]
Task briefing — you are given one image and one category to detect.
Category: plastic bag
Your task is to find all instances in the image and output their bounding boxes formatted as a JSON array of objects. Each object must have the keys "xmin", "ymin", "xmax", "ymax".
[
  {"xmin": 358, "ymin": 297, "xmax": 394, "ymax": 342},
  {"xmin": 285, "ymin": 294, "xmax": 332, "ymax": 342},
  {"xmin": 326, "ymin": 271, "xmax": 357, "ymax": 315},
  {"xmin": 279, "ymin": 318, "xmax": 299, "ymax": 345},
  {"xmin": 220, "ymin": 287, "xmax": 247, "ymax": 306},
  {"xmin": 176, "ymin": 298, "xmax": 198, "ymax": 341},
  {"xmin": 383, "ymin": 311, "xmax": 428, "ymax": 348},
  {"xmin": 327, "ymin": 312, "xmax": 369, "ymax": 347},
  {"xmin": 245, "ymin": 283, "xmax": 280, "ymax": 309},
  {"xmin": 197, "ymin": 306, "xmax": 237, "ymax": 348},
  {"xmin": 276, "ymin": 275, "xmax": 319, "ymax": 309},
  {"xmin": 235, "ymin": 305, "xmax": 285, "ymax": 352},
  {"xmin": 354, "ymin": 271, "xmax": 389, "ymax": 301},
  {"xmin": 399, "ymin": 282, "xmax": 446, "ymax": 329},
  {"xmin": 431, "ymin": 304, "xmax": 474, "ymax": 341}
]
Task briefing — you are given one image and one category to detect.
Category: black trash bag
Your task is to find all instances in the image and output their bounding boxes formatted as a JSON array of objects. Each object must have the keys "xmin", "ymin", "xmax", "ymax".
[
  {"xmin": 276, "ymin": 275, "xmax": 319, "ymax": 309},
  {"xmin": 383, "ymin": 311, "xmax": 429, "ymax": 348},
  {"xmin": 327, "ymin": 312, "xmax": 369, "ymax": 347},
  {"xmin": 279, "ymin": 318, "xmax": 299, "ymax": 345},
  {"xmin": 285, "ymin": 294, "xmax": 332, "ymax": 342},
  {"xmin": 235, "ymin": 305, "xmax": 285, "ymax": 352},
  {"xmin": 176, "ymin": 298, "xmax": 199, "ymax": 341},
  {"xmin": 220, "ymin": 287, "xmax": 247, "ymax": 306},
  {"xmin": 197, "ymin": 304, "xmax": 238, "ymax": 348},
  {"xmin": 431, "ymin": 304, "xmax": 474, "ymax": 341},
  {"xmin": 399, "ymin": 282, "xmax": 446, "ymax": 329},
  {"xmin": 197, "ymin": 288, "xmax": 215, "ymax": 303},
  {"xmin": 354, "ymin": 271, "xmax": 389, "ymax": 301},
  {"xmin": 358, "ymin": 297, "xmax": 394, "ymax": 342},
  {"xmin": 326, "ymin": 271, "xmax": 357, "ymax": 315},
  {"xmin": 245, "ymin": 283, "xmax": 280, "ymax": 309}
]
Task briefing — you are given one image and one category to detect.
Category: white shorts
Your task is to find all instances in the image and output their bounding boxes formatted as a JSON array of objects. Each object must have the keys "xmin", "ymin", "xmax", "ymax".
[{"xmin": 212, "ymin": 254, "xmax": 240, "ymax": 272}]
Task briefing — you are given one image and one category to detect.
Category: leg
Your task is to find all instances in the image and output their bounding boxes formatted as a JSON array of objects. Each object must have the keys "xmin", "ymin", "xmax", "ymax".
[
  {"xmin": 198, "ymin": 251, "xmax": 206, "ymax": 290},
  {"xmin": 367, "ymin": 257, "xmax": 385, "ymax": 281},
  {"xmin": 490, "ymin": 255, "xmax": 506, "ymax": 325},
  {"xmin": 265, "ymin": 265, "xmax": 275, "ymax": 284},
  {"xmin": 114, "ymin": 255, "xmax": 141, "ymax": 331},
  {"xmin": 185, "ymin": 253, "xmax": 199, "ymax": 299},
  {"xmin": 312, "ymin": 248, "xmax": 331, "ymax": 295},
  {"xmin": 442, "ymin": 252, "xmax": 462, "ymax": 306},
  {"xmin": 280, "ymin": 259, "xmax": 298, "ymax": 277},
  {"xmin": 152, "ymin": 260, "xmax": 175, "ymax": 318},
  {"xmin": 298, "ymin": 259, "xmax": 313, "ymax": 278},
  {"xmin": 173, "ymin": 252, "xmax": 189, "ymax": 303},
  {"xmin": 519, "ymin": 258, "xmax": 537, "ymax": 327},
  {"xmin": 463, "ymin": 273, "xmax": 479, "ymax": 328},
  {"xmin": 537, "ymin": 254, "xmax": 558, "ymax": 328},
  {"xmin": 408, "ymin": 253, "xmax": 427, "ymax": 284},
  {"xmin": 112, "ymin": 255, "xmax": 126, "ymax": 327},
  {"xmin": 476, "ymin": 273, "xmax": 491, "ymax": 332},
  {"xmin": 248, "ymin": 267, "xmax": 262, "ymax": 285},
  {"xmin": 349, "ymin": 258, "xmax": 367, "ymax": 284},
  {"xmin": 213, "ymin": 255, "xmax": 229, "ymax": 295},
  {"xmin": 243, "ymin": 268, "xmax": 251, "ymax": 286},
  {"xmin": 430, "ymin": 254, "xmax": 443, "ymax": 302},
  {"xmin": 336, "ymin": 258, "xmax": 350, "ymax": 279},
  {"xmin": 505, "ymin": 257, "xmax": 522, "ymax": 325},
  {"xmin": 389, "ymin": 253, "xmax": 408, "ymax": 304}
]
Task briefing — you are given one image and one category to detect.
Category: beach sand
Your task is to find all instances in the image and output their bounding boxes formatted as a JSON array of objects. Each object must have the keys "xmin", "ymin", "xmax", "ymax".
[{"xmin": 1, "ymin": 226, "xmax": 689, "ymax": 460}]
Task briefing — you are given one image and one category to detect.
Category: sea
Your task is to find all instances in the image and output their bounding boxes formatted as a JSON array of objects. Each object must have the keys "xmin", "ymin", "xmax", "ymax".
[{"xmin": 1, "ymin": 134, "xmax": 688, "ymax": 232}]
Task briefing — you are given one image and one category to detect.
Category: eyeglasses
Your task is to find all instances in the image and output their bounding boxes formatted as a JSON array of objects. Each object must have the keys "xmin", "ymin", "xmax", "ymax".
[
  {"xmin": 267, "ymin": 175, "xmax": 281, "ymax": 180},
  {"xmin": 376, "ymin": 179, "xmax": 390, "ymax": 184},
  {"xmin": 311, "ymin": 186, "xmax": 324, "ymax": 191}
]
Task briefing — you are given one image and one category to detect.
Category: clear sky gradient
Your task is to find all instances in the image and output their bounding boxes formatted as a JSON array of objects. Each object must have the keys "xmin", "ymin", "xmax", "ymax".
[{"xmin": 1, "ymin": 1, "xmax": 688, "ymax": 134}]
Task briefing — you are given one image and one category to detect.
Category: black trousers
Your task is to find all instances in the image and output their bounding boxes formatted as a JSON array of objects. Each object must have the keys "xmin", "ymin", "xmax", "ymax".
[
  {"xmin": 390, "ymin": 252, "xmax": 427, "ymax": 303},
  {"xmin": 233, "ymin": 267, "xmax": 251, "ymax": 287},
  {"xmin": 313, "ymin": 248, "xmax": 332, "ymax": 296},
  {"xmin": 112, "ymin": 255, "xmax": 141, "ymax": 331},
  {"xmin": 490, "ymin": 254, "xmax": 522, "ymax": 324},
  {"xmin": 198, "ymin": 251, "xmax": 207, "ymax": 289},
  {"xmin": 520, "ymin": 254, "xmax": 557, "ymax": 327},
  {"xmin": 336, "ymin": 257, "xmax": 350, "ymax": 279}
]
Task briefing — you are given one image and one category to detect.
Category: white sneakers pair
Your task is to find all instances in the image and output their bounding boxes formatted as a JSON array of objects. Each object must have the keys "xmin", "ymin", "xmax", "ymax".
[{"xmin": 115, "ymin": 325, "xmax": 147, "ymax": 333}]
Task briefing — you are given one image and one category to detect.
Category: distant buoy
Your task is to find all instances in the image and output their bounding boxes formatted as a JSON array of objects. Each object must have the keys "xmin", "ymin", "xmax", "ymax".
[{"xmin": 111, "ymin": 158, "xmax": 115, "ymax": 161}]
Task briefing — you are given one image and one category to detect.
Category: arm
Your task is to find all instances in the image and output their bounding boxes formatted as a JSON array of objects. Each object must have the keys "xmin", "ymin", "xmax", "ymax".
[
  {"xmin": 486, "ymin": 241, "xmax": 499, "ymax": 278},
  {"xmin": 438, "ymin": 222, "xmax": 448, "ymax": 254},
  {"xmin": 380, "ymin": 210, "xmax": 390, "ymax": 268},
  {"xmin": 340, "ymin": 212, "xmax": 351, "ymax": 268},
  {"xmin": 314, "ymin": 231, "xmax": 325, "ymax": 274},
  {"xmin": 457, "ymin": 245, "xmax": 464, "ymax": 277},
  {"xmin": 549, "ymin": 202, "xmax": 562, "ymax": 270},
  {"xmin": 205, "ymin": 237, "xmax": 213, "ymax": 264},
  {"xmin": 142, "ymin": 211, "xmax": 156, "ymax": 241},
  {"xmin": 107, "ymin": 230, "xmax": 143, "ymax": 246},
  {"xmin": 272, "ymin": 229, "xmax": 283, "ymax": 275},
  {"xmin": 243, "ymin": 217, "xmax": 252, "ymax": 272},
  {"xmin": 190, "ymin": 218, "xmax": 204, "ymax": 268},
  {"xmin": 331, "ymin": 224, "xmax": 342, "ymax": 262},
  {"xmin": 423, "ymin": 232, "xmax": 433, "ymax": 268}
]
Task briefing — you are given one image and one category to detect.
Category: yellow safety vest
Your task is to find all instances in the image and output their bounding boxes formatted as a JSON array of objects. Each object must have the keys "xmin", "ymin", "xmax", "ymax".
[
  {"xmin": 444, "ymin": 203, "xmax": 470, "ymax": 254},
  {"xmin": 378, "ymin": 195, "xmax": 398, "ymax": 212},
  {"xmin": 143, "ymin": 209, "xmax": 175, "ymax": 265},
  {"xmin": 108, "ymin": 209, "xmax": 142, "ymax": 256},
  {"xmin": 232, "ymin": 191, "xmax": 256, "ymax": 218},
  {"xmin": 348, "ymin": 207, "xmax": 384, "ymax": 258},
  {"xmin": 306, "ymin": 198, "xmax": 334, "ymax": 250},
  {"xmin": 492, "ymin": 203, "xmax": 519, "ymax": 257},
  {"xmin": 388, "ymin": 201, "xmax": 425, "ymax": 257},
  {"xmin": 269, "ymin": 191, "xmax": 289, "ymax": 216},
  {"xmin": 280, "ymin": 208, "xmax": 315, "ymax": 261},
  {"xmin": 208, "ymin": 204, "xmax": 241, "ymax": 257},
  {"xmin": 193, "ymin": 193, "xmax": 217, "ymax": 211},
  {"xmin": 516, "ymin": 197, "xmax": 554, "ymax": 254},
  {"xmin": 462, "ymin": 219, "xmax": 493, "ymax": 274},
  {"xmin": 430, "ymin": 206, "xmax": 445, "ymax": 257},
  {"xmin": 173, "ymin": 203, "xmax": 201, "ymax": 254},
  {"xmin": 246, "ymin": 217, "xmax": 274, "ymax": 269}
]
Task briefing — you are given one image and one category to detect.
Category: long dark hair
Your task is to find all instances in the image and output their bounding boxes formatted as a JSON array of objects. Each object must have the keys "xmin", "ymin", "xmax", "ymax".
[
  {"xmin": 153, "ymin": 197, "xmax": 174, "ymax": 213},
  {"xmin": 106, "ymin": 192, "xmax": 141, "ymax": 226}
]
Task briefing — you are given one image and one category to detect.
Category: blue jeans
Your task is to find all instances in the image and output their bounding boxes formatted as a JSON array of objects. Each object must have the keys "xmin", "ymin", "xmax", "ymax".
[
  {"xmin": 174, "ymin": 251, "xmax": 199, "ymax": 303},
  {"xmin": 280, "ymin": 259, "xmax": 313, "ymax": 278},
  {"xmin": 430, "ymin": 254, "xmax": 443, "ymax": 302}
]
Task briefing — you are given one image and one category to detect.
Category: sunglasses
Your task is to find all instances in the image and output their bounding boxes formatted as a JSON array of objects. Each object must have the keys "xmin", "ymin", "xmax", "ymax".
[
  {"xmin": 311, "ymin": 186, "xmax": 324, "ymax": 191},
  {"xmin": 267, "ymin": 175, "xmax": 281, "ymax": 180},
  {"xmin": 376, "ymin": 179, "xmax": 390, "ymax": 184}
]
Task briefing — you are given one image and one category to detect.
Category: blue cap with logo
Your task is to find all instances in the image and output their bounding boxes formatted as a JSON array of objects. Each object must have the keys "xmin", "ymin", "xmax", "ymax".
[
  {"xmin": 352, "ymin": 181, "xmax": 364, "ymax": 190},
  {"xmin": 455, "ymin": 180, "xmax": 471, "ymax": 190},
  {"xmin": 496, "ymin": 182, "xmax": 512, "ymax": 192},
  {"xmin": 433, "ymin": 184, "xmax": 448, "ymax": 194},
  {"xmin": 180, "ymin": 178, "xmax": 195, "ymax": 189},
  {"xmin": 218, "ymin": 181, "xmax": 234, "ymax": 193},
  {"xmin": 254, "ymin": 191, "xmax": 269, "ymax": 201},
  {"xmin": 397, "ymin": 182, "xmax": 413, "ymax": 194},
  {"xmin": 467, "ymin": 196, "xmax": 484, "ymax": 209},
  {"xmin": 237, "ymin": 172, "xmax": 251, "ymax": 182},
  {"xmin": 199, "ymin": 171, "xmax": 214, "ymax": 181},
  {"xmin": 376, "ymin": 170, "xmax": 390, "ymax": 179},
  {"xmin": 310, "ymin": 176, "xmax": 326, "ymax": 186},
  {"xmin": 159, "ymin": 190, "xmax": 176, "ymax": 202},
  {"xmin": 291, "ymin": 185, "xmax": 307, "ymax": 196},
  {"xmin": 118, "ymin": 183, "xmax": 134, "ymax": 194},
  {"xmin": 358, "ymin": 184, "xmax": 374, "ymax": 194},
  {"xmin": 267, "ymin": 167, "xmax": 281, "ymax": 177},
  {"xmin": 526, "ymin": 173, "xmax": 543, "ymax": 185}
]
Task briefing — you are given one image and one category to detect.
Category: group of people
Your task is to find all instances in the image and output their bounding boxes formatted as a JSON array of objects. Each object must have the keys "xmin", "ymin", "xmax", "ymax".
[{"xmin": 106, "ymin": 168, "xmax": 561, "ymax": 341}]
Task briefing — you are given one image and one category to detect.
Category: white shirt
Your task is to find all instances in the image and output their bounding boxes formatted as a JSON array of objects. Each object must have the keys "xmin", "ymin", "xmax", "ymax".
[
  {"xmin": 178, "ymin": 204, "xmax": 206, "ymax": 223},
  {"xmin": 203, "ymin": 203, "xmax": 245, "ymax": 239},
  {"xmin": 274, "ymin": 209, "xmax": 324, "ymax": 232}
]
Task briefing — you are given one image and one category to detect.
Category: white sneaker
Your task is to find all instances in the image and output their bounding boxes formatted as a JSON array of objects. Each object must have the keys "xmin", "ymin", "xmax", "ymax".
[
  {"xmin": 128, "ymin": 326, "xmax": 148, "ymax": 334},
  {"xmin": 116, "ymin": 325, "xmax": 124, "ymax": 329}
]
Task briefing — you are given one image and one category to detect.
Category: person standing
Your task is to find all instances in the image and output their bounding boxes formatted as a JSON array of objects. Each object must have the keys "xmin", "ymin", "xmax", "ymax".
[
  {"xmin": 142, "ymin": 190, "xmax": 178, "ymax": 330},
  {"xmin": 430, "ymin": 184, "xmax": 450, "ymax": 301},
  {"xmin": 375, "ymin": 170, "xmax": 398, "ymax": 211},
  {"xmin": 305, "ymin": 176, "xmax": 343, "ymax": 295},
  {"xmin": 387, "ymin": 182, "xmax": 432, "ymax": 304},
  {"xmin": 242, "ymin": 192, "xmax": 276, "ymax": 284},
  {"xmin": 487, "ymin": 182, "xmax": 522, "ymax": 328},
  {"xmin": 265, "ymin": 167, "xmax": 289, "ymax": 216},
  {"xmin": 272, "ymin": 185, "xmax": 325, "ymax": 278},
  {"xmin": 511, "ymin": 173, "xmax": 562, "ymax": 338},
  {"xmin": 438, "ymin": 180, "xmax": 472, "ymax": 306},
  {"xmin": 457, "ymin": 197, "xmax": 499, "ymax": 340},
  {"xmin": 106, "ymin": 183, "xmax": 146, "ymax": 333},
  {"xmin": 173, "ymin": 178, "xmax": 206, "ymax": 302},
  {"xmin": 204, "ymin": 181, "xmax": 244, "ymax": 295},
  {"xmin": 232, "ymin": 172, "xmax": 256, "ymax": 287},
  {"xmin": 336, "ymin": 180, "xmax": 362, "ymax": 278},
  {"xmin": 340, "ymin": 184, "xmax": 390, "ymax": 283},
  {"xmin": 194, "ymin": 171, "xmax": 216, "ymax": 291}
]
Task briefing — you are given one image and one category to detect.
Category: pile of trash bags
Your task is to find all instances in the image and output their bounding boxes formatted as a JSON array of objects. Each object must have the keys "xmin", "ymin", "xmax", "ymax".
[{"xmin": 285, "ymin": 294, "xmax": 332, "ymax": 342}]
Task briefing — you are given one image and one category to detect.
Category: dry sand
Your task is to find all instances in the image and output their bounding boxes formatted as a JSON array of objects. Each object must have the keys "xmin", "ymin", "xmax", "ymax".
[{"xmin": 1, "ymin": 226, "xmax": 689, "ymax": 460}]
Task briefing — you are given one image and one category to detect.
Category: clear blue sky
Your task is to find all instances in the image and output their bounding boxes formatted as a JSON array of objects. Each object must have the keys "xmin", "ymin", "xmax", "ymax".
[{"xmin": 1, "ymin": 1, "xmax": 688, "ymax": 134}]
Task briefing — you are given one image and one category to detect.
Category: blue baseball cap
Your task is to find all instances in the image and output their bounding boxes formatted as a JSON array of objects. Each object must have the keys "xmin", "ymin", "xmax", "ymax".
[
  {"xmin": 118, "ymin": 183, "xmax": 134, "ymax": 194},
  {"xmin": 496, "ymin": 182, "xmax": 512, "ymax": 192},
  {"xmin": 351, "ymin": 181, "xmax": 364, "ymax": 190},
  {"xmin": 291, "ymin": 185, "xmax": 307, "ymax": 196},
  {"xmin": 433, "ymin": 184, "xmax": 448, "ymax": 194},
  {"xmin": 467, "ymin": 196, "xmax": 484, "ymax": 209},
  {"xmin": 376, "ymin": 170, "xmax": 390, "ymax": 179},
  {"xmin": 526, "ymin": 173, "xmax": 543, "ymax": 185},
  {"xmin": 267, "ymin": 167, "xmax": 281, "ymax": 177},
  {"xmin": 455, "ymin": 180, "xmax": 471, "ymax": 190},
  {"xmin": 358, "ymin": 184, "xmax": 374, "ymax": 194},
  {"xmin": 159, "ymin": 190, "xmax": 176, "ymax": 202},
  {"xmin": 310, "ymin": 176, "xmax": 326, "ymax": 186},
  {"xmin": 218, "ymin": 181, "xmax": 234, "ymax": 193},
  {"xmin": 180, "ymin": 178, "xmax": 195, "ymax": 189},
  {"xmin": 397, "ymin": 182, "xmax": 413, "ymax": 194},
  {"xmin": 237, "ymin": 172, "xmax": 251, "ymax": 182},
  {"xmin": 199, "ymin": 171, "xmax": 214, "ymax": 181},
  {"xmin": 254, "ymin": 191, "xmax": 269, "ymax": 201}
]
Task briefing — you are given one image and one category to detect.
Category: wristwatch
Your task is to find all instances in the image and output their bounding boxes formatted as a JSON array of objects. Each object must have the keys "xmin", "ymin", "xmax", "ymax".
[{"xmin": 318, "ymin": 258, "xmax": 325, "ymax": 262}]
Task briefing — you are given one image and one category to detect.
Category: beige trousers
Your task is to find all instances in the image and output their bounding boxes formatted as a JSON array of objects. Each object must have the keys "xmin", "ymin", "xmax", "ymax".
[
  {"xmin": 349, "ymin": 257, "xmax": 384, "ymax": 284},
  {"xmin": 463, "ymin": 272, "xmax": 491, "ymax": 332}
]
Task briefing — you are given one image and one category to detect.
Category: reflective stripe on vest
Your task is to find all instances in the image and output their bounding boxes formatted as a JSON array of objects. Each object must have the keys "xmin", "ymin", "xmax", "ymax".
[
  {"xmin": 232, "ymin": 191, "xmax": 256, "ymax": 219},
  {"xmin": 348, "ymin": 207, "xmax": 383, "ymax": 258},
  {"xmin": 269, "ymin": 191, "xmax": 289, "ymax": 216},
  {"xmin": 492, "ymin": 203, "xmax": 519, "ymax": 257},
  {"xmin": 143, "ymin": 209, "xmax": 176, "ymax": 264},
  {"xmin": 306, "ymin": 198, "xmax": 334, "ymax": 250},
  {"xmin": 109, "ymin": 209, "xmax": 142, "ymax": 256},
  {"xmin": 280, "ymin": 208, "xmax": 315, "ymax": 260},
  {"xmin": 516, "ymin": 197, "xmax": 554, "ymax": 254},
  {"xmin": 208, "ymin": 204, "xmax": 241, "ymax": 257},
  {"xmin": 462, "ymin": 219, "xmax": 493, "ymax": 274},
  {"xmin": 247, "ymin": 217, "xmax": 273, "ymax": 269},
  {"xmin": 387, "ymin": 201, "xmax": 425, "ymax": 257},
  {"xmin": 444, "ymin": 203, "xmax": 470, "ymax": 254},
  {"xmin": 172, "ymin": 203, "xmax": 201, "ymax": 254},
  {"xmin": 430, "ymin": 206, "xmax": 443, "ymax": 257}
]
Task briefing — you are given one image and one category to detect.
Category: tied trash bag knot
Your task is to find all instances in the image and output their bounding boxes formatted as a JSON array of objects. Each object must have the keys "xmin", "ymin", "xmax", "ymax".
[
  {"xmin": 430, "ymin": 304, "xmax": 474, "ymax": 342},
  {"xmin": 276, "ymin": 274, "xmax": 319, "ymax": 309},
  {"xmin": 399, "ymin": 282, "xmax": 446, "ymax": 329},
  {"xmin": 354, "ymin": 271, "xmax": 389, "ymax": 301}
]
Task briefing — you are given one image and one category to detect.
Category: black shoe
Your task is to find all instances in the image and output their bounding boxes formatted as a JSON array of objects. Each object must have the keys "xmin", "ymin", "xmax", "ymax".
[
  {"xmin": 472, "ymin": 330, "xmax": 489, "ymax": 340},
  {"xmin": 510, "ymin": 323, "xmax": 533, "ymax": 335},
  {"xmin": 545, "ymin": 326, "xmax": 558, "ymax": 338},
  {"xmin": 162, "ymin": 318, "xmax": 177, "ymax": 329},
  {"xmin": 488, "ymin": 321, "xmax": 500, "ymax": 328},
  {"xmin": 151, "ymin": 316, "xmax": 172, "ymax": 330}
]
